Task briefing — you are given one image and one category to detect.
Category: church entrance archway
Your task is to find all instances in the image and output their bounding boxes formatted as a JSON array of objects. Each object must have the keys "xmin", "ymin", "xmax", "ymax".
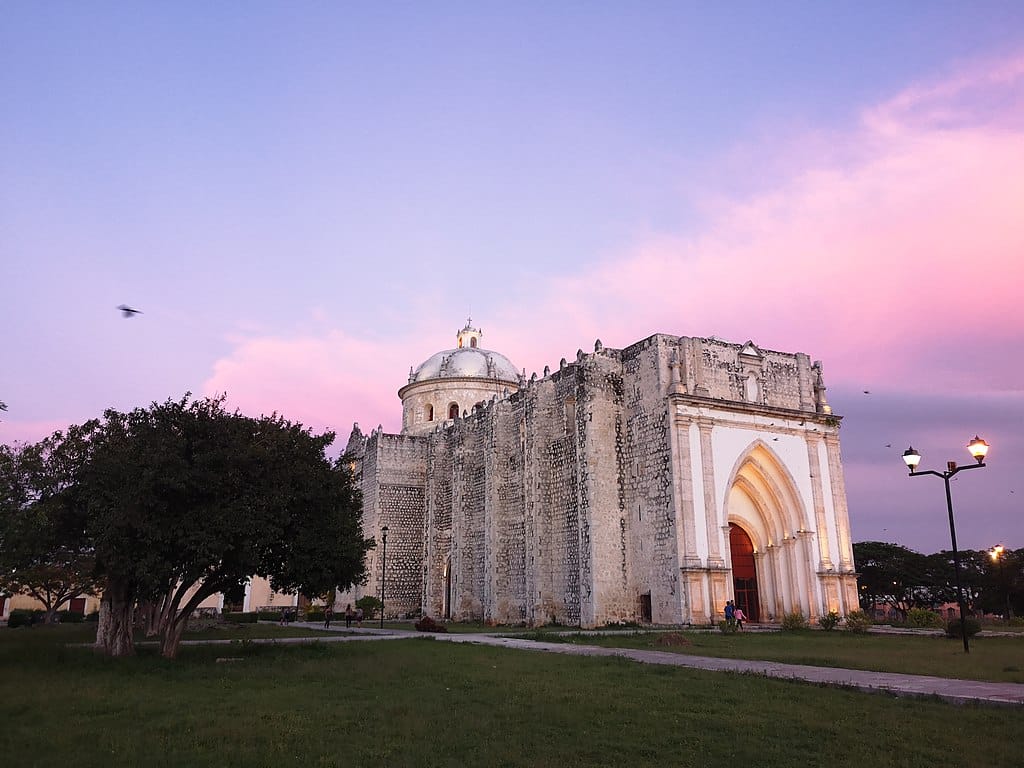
[
  {"xmin": 730, "ymin": 525, "xmax": 760, "ymax": 621},
  {"xmin": 724, "ymin": 440, "xmax": 814, "ymax": 621}
]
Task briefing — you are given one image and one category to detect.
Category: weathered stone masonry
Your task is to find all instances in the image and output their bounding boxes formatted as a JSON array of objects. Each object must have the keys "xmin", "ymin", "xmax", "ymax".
[{"xmin": 345, "ymin": 326, "xmax": 859, "ymax": 627}]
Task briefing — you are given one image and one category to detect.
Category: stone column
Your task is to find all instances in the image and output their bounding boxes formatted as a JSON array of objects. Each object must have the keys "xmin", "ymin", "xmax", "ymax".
[
  {"xmin": 697, "ymin": 418, "xmax": 724, "ymax": 567},
  {"xmin": 824, "ymin": 434, "xmax": 854, "ymax": 570},
  {"xmin": 806, "ymin": 437, "xmax": 833, "ymax": 570},
  {"xmin": 669, "ymin": 411, "xmax": 702, "ymax": 568}
]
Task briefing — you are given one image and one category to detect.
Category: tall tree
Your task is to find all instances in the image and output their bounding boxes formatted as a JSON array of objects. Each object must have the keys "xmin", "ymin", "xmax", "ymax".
[
  {"xmin": 76, "ymin": 396, "xmax": 370, "ymax": 658},
  {"xmin": 0, "ymin": 430, "xmax": 100, "ymax": 623},
  {"xmin": 852, "ymin": 541, "xmax": 930, "ymax": 614}
]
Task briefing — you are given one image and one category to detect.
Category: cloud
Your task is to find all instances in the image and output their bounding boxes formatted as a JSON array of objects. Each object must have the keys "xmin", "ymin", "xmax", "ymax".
[
  {"xmin": 203, "ymin": 52, "xmax": 1024, "ymax": 437},
  {"xmin": 202, "ymin": 330, "xmax": 409, "ymax": 444},
  {"xmin": 501, "ymin": 51, "xmax": 1024, "ymax": 394}
]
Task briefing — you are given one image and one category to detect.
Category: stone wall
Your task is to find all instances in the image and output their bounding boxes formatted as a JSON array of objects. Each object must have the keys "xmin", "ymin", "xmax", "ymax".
[{"xmin": 356, "ymin": 332, "xmax": 853, "ymax": 628}]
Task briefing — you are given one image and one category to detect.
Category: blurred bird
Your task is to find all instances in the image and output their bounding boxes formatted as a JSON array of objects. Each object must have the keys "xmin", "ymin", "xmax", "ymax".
[
  {"xmin": 118, "ymin": 305, "xmax": 142, "ymax": 318},
  {"xmin": 885, "ymin": 443, "xmax": 892, "ymax": 448},
  {"xmin": 862, "ymin": 390, "xmax": 871, "ymax": 394}
]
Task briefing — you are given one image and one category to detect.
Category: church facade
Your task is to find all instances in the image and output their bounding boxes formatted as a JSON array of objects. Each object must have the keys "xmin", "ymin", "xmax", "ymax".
[{"xmin": 345, "ymin": 324, "xmax": 859, "ymax": 627}]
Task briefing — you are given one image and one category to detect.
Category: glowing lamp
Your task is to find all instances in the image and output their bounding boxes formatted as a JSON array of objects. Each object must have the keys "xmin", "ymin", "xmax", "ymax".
[
  {"xmin": 967, "ymin": 436, "xmax": 989, "ymax": 464},
  {"xmin": 902, "ymin": 446, "xmax": 921, "ymax": 473}
]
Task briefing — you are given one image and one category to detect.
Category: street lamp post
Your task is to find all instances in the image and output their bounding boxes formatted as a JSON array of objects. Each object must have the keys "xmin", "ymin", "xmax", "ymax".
[
  {"xmin": 902, "ymin": 436, "xmax": 989, "ymax": 654},
  {"xmin": 380, "ymin": 525, "xmax": 388, "ymax": 630},
  {"xmin": 989, "ymin": 544, "xmax": 1011, "ymax": 621}
]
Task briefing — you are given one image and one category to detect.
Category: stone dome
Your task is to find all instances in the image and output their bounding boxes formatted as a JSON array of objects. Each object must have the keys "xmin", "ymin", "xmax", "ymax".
[
  {"xmin": 411, "ymin": 348, "xmax": 520, "ymax": 384},
  {"xmin": 399, "ymin": 322, "xmax": 522, "ymax": 435},
  {"xmin": 407, "ymin": 323, "xmax": 520, "ymax": 385}
]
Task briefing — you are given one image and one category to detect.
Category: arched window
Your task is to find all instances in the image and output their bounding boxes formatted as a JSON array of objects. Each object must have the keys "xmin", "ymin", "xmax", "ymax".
[
  {"xmin": 448, "ymin": 402, "xmax": 459, "ymax": 420},
  {"xmin": 470, "ymin": 337, "xmax": 477, "ymax": 348},
  {"xmin": 426, "ymin": 404, "xmax": 434, "ymax": 421}
]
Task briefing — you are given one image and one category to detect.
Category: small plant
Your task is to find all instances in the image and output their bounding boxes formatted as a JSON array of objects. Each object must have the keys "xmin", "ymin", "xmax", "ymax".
[
  {"xmin": 356, "ymin": 596, "xmax": 382, "ymax": 620},
  {"xmin": 844, "ymin": 610, "xmax": 872, "ymax": 633},
  {"xmin": 818, "ymin": 611, "xmax": 840, "ymax": 631},
  {"xmin": 223, "ymin": 611, "xmax": 258, "ymax": 624},
  {"xmin": 944, "ymin": 617, "xmax": 981, "ymax": 639},
  {"xmin": 655, "ymin": 632, "xmax": 693, "ymax": 647},
  {"xmin": 414, "ymin": 616, "xmax": 448, "ymax": 633},
  {"xmin": 718, "ymin": 619, "xmax": 738, "ymax": 634},
  {"xmin": 781, "ymin": 611, "xmax": 808, "ymax": 631},
  {"xmin": 907, "ymin": 608, "xmax": 943, "ymax": 628}
]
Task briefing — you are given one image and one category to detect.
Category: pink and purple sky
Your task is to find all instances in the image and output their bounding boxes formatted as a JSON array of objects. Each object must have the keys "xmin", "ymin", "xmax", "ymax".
[{"xmin": 3, "ymin": 4, "xmax": 1022, "ymax": 553}]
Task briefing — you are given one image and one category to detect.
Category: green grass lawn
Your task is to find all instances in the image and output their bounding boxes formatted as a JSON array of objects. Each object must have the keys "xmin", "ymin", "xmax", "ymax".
[
  {"xmin": 1, "ymin": 625, "xmax": 1022, "ymax": 768},
  {"xmin": 535, "ymin": 629, "xmax": 1024, "ymax": 683}
]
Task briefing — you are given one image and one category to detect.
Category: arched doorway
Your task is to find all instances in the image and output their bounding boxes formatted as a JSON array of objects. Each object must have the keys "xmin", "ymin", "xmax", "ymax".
[{"xmin": 730, "ymin": 525, "xmax": 760, "ymax": 621}]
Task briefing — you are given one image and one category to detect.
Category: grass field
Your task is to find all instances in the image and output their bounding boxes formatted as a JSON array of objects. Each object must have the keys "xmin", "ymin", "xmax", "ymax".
[
  {"xmin": 536, "ymin": 629, "xmax": 1024, "ymax": 683},
  {"xmin": 2, "ymin": 625, "xmax": 1022, "ymax": 768}
]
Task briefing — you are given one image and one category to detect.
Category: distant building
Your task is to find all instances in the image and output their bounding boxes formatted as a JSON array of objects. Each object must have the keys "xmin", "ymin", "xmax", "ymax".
[{"xmin": 345, "ymin": 323, "xmax": 859, "ymax": 626}]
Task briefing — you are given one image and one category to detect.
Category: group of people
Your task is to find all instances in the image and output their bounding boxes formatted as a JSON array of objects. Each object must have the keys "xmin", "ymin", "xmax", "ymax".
[
  {"xmin": 322, "ymin": 604, "xmax": 364, "ymax": 629},
  {"xmin": 277, "ymin": 604, "xmax": 366, "ymax": 629},
  {"xmin": 724, "ymin": 600, "xmax": 746, "ymax": 630}
]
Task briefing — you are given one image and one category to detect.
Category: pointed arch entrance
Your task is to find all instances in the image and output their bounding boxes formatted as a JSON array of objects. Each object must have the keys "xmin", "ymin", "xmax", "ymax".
[
  {"xmin": 730, "ymin": 525, "xmax": 760, "ymax": 621},
  {"xmin": 724, "ymin": 440, "xmax": 815, "ymax": 621}
]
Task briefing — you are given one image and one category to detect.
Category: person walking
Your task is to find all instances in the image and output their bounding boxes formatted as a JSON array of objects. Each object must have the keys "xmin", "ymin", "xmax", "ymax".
[
  {"xmin": 724, "ymin": 600, "xmax": 735, "ymax": 628},
  {"xmin": 344, "ymin": 604, "xmax": 354, "ymax": 629},
  {"xmin": 734, "ymin": 606, "xmax": 746, "ymax": 631},
  {"xmin": 324, "ymin": 604, "xmax": 333, "ymax": 629},
  {"xmin": 355, "ymin": 606, "xmax": 364, "ymax": 628}
]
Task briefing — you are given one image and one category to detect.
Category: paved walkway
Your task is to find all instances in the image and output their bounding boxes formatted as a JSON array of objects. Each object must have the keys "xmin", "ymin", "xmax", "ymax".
[{"xmin": 191, "ymin": 624, "xmax": 1024, "ymax": 707}]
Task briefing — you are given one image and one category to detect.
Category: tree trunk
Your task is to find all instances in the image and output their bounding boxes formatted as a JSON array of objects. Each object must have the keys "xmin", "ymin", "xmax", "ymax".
[
  {"xmin": 94, "ymin": 579, "xmax": 135, "ymax": 657},
  {"xmin": 160, "ymin": 615, "xmax": 188, "ymax": 659}
]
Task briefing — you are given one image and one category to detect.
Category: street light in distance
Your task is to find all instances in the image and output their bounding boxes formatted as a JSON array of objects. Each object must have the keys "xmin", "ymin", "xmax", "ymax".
[
  {"xmin": 902, "ymin": 436, "xmax": 990, "ymax": 653},
  {"xmin": 380, "ymin": 525, "xmax": 389, "ymax": 630}
]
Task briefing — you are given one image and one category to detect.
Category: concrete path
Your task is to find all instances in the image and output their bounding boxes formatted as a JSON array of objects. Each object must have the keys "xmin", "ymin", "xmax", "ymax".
[
  {"xmin": 436, "ymin": 632, "xmax": 1024, "ymax": 707},
  {"xmin": 185, "ymin": 623, "xmax": 1024, "ymax": 707}
]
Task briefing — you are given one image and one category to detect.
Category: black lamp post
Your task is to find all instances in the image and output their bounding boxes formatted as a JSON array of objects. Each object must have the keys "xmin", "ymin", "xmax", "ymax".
[
  {"xmin": 380, "ymin": 525, "xmax": 388, "ymax": 630},
  {"xmin": 990, "ymin": 544, "xmax": 1011, "ymax": 621},
  {"xmin": 902, "ymin": 436, "xmax": 989, "ymax": 653}
]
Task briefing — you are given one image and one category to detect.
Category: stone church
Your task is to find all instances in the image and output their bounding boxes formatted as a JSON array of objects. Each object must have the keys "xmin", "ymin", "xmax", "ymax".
[{"xmin": 344, "ymin": 322, "xmax": 859, "ymax": 627}]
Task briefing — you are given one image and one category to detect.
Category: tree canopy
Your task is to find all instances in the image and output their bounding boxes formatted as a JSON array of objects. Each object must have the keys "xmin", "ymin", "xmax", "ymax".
[
  {"xmin": 0, "ymin": 426, "xmax": 100, "ymax": 622},
  {"xmin": 854, "ymin": 540, "xmax": 1022, "ymax": 619},
  {"xmin": 2, "ymin": 395, "xmax": 370, "ymax": 658}
]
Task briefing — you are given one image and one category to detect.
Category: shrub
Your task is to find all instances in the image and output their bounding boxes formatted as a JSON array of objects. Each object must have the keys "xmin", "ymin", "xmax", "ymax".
[
  {"xmin": 304, "ymin": 609, "xmax": 325, "ymax": 623},
  {"xmin": 223, "ymin": 612, "xmax": 258, "ymax": 624},
  {"xmin": 781, "ymin": 611, "xmax": 808, "ymax": 631},
  {"xmin": 907, "ymin": 608, "xmax": 943, "ymax": 628},
  {"xmin": 7, "ymin": 609, "xmax": 42, "ymax": 628},
  {"xmin": 818, "ymin": 611, "xmax": 840, "ymax": 631},
  {"xmin": 414, "ymin": 616, "xmax": 448, "ymax": 633},
  {"xmin": 945, "ymin": 617, "xmax": 981, "ymax": 639},
  {"xmin": 718, "ymin": 619, "xmax": 738, "ymax": 634},
  {"xmin": 258, "ymin": 608, "xmax": 298, "ymax": 622},
  {"xmin": 844, "ymin": 610, "xmax": 872, "ymax": 633},
  {"xmin": 356, "ymin": 596, "xmax": 382, "ymax": 620},
  {"xmin": 85, "ymin": 611, "xmax": 99, "ymax": 622},
  {"xmin": 57, "ymin": 610, "xmax": 84, "ymax": 623}
]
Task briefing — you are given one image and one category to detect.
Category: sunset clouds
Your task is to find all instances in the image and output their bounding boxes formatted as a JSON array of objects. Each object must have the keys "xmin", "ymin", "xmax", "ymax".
[
  {"xmin": 5, "ymin": 7, "xmax": 1022, "ymax": 551},
  {"xmin": 204, "ymin": 52, "xmax": 1024, "ymax": 441}
]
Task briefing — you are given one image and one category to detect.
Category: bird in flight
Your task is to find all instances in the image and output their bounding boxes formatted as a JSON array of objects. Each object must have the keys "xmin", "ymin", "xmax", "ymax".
[
  {"xmin": 117, "ymin": 305, "xmax": 142, "ymax": 318},
  {"xmin": 885, "ymin": 443, "xmax": 892, "ymax": 448},
  {"xmin": 862, "ymin": 390, "xmax": 871, "ymax": 394}
]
